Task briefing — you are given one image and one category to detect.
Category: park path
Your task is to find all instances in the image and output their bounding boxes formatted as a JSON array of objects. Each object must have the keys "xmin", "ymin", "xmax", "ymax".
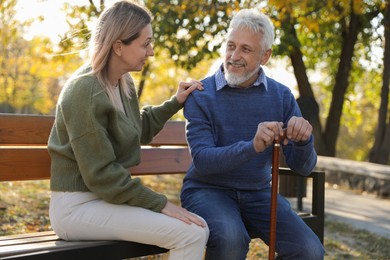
[{"xmin": 295, "ymin": 184, "xmax": 390, "ymax": 239}]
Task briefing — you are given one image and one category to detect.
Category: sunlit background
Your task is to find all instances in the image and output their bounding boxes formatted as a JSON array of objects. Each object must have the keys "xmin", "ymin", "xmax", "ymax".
[
  {"xmin": 14, "ymin": 0, "xmax": 297, "ymax": 89},
  {"xmin": 2, "ymin": 0, "xmax": 389, "ymax": 164}
]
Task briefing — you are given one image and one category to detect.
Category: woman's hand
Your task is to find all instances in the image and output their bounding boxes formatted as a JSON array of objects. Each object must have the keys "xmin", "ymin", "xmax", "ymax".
[
  {"xmin": 175, "ymin": 80, "xmax": 204, "ymax": 104},
  {"xmin": 161, "ymin": 201, "xmax": 206, "ymax": 227}
]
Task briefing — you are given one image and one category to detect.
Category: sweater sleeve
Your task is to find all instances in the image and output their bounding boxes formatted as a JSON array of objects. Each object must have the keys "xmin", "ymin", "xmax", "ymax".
[{"xmin": 281, "ymin": 93, "xmax": 317, "ymax": 176}]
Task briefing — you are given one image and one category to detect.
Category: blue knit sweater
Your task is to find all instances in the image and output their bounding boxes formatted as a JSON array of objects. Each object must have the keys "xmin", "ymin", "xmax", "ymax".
[{"xmin": 182, "ymin": 69, "xmax": 317, "ymax": 192}]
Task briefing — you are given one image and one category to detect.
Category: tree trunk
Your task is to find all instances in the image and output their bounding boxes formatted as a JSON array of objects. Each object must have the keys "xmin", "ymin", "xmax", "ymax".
[
  {"xmin": 323, "ymin": 7, "xmax": 360, "ymax": 157},
  {"xmin": 369, "ymin": 0, "xmax": 390, "ymax": 164},
  {"xmin": 288, "ymin": 24, "xmax": 327, "ymax": 155}
]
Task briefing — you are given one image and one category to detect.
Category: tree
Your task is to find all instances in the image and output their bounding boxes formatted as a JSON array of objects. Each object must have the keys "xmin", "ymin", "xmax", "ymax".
[
  {"xmin": 323, "ymin": 1, "xmax": 380, "ymax": 156},
  {"xmin": 267, "ymin": 1, "xmax": 326, "ymax": 153},
  {"xmin": 0, "ymin": 0, "xmax": 81, "ymax": 114},
  {"xmin": 0, "ymin": 0, "xmax": 24, "ymax": 112},
  {"xmin": 268, "ymin": 0, "xmax": 382, "ymax": 157},
  {"xmin": 56, "ymin": 0, "xmax": 387, "ymax": 162},
  {"xmin": 370, "ymin": 0, "xmax": 390, "ymax": 164},
  {"xmin": 58, "ymin": 0, "xmax": 105, "ymax": 53},
  {"xmin": 0, "ymin": 0, "xmax": 46, "ymax": 113},
  {"xmin": 143, "ymin": 0, "xmax": 258, "ymax": 98}
]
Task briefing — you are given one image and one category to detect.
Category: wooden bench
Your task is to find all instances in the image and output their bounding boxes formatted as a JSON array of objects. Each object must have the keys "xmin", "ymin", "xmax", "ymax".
[{"xmin": 0, "ymin": 113, "xmax": 325, "ymax": 259}]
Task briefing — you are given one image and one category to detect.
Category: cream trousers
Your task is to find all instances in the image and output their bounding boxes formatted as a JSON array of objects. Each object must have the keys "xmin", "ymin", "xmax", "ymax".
[{"xmin": 50, "ymin": 191, "xmax": 208, "ymax": 260}]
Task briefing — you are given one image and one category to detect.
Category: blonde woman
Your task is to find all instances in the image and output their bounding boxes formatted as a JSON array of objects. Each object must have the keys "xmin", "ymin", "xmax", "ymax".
[{"xmin": 48, "ymin": 1, "xmax": 208, "ymax": 259}]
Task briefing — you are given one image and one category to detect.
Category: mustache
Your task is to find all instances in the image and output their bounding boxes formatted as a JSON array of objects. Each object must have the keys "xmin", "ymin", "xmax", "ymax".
[{"xmin": 227, "ymin": 60, "xmax": 245, "ymax": 66}]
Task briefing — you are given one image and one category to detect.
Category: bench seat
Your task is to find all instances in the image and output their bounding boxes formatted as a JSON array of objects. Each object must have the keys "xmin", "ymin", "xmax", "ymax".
[{"xmin": 0, "ymin": 231, "xmax": 167, "ymax": 260}]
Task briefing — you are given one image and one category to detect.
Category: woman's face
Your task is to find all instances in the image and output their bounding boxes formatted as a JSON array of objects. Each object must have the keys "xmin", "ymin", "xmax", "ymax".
[{"xmin": 120, "ymin": 24, "xmax": 154, "ymax": 72}]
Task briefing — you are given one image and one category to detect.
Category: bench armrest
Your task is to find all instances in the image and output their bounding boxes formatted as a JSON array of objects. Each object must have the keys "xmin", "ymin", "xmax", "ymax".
[{"xmin": 279, "ymin": 168, "xmax": 325, "ymax": 243}]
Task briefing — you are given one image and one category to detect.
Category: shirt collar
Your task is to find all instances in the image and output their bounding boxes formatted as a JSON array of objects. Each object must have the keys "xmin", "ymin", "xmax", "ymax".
[{"xmin": 215, "ymin": 64, "xmax": 268, "ymax": 91}]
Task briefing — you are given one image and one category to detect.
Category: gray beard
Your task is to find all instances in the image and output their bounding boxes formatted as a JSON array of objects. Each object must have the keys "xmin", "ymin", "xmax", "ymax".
[{"xmin": 224, "ymin": 64, "xmax": 261, "ymax": 86}]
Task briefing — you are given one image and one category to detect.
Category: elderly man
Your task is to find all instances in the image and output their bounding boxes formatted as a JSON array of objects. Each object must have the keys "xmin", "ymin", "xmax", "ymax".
[{"xmin": 180, "ymin": 9, "xmax": 325, "ymax": 260}]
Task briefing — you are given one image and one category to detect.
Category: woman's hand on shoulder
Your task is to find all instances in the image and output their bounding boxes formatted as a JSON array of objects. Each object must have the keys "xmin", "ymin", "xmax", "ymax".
[
  {"xmin": 175, "ymin": 80, "xmax": 204, "ymax": 104},
  {"xmin": 161, "ymin": 201, "xmax": 206, "ymax": 227}
]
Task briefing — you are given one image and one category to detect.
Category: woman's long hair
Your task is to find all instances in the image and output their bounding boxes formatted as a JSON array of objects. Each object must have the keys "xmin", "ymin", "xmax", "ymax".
[{"xmin": 90, "ymin": 0, "xmax": 152, "ymax": 110}]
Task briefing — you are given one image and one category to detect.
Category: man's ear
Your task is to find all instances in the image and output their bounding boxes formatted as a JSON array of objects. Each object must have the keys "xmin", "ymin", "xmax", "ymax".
[
  {"xmin": 112, "ymin": 40, "xmax": 122, "ymax": 56},
  {"xmin": 261, "ymin": 49, "xmax": 272, "ymax": 65}
]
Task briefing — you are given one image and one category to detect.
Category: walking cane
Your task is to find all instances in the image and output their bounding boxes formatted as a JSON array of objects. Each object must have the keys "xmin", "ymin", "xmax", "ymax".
[{"xmin": 269, "ymin": 131, "xmax": 284, "ymax": 260}]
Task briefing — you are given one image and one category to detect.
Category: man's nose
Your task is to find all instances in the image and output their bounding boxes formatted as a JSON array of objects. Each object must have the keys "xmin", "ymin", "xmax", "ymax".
[{"xmin": 230, "ymin": 49, "xmax": 241, "ymax": 60}]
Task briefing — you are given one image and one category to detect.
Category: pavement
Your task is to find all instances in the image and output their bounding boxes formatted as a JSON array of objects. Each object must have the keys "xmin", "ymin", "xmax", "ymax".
[{"xmin": 288, "ymin": 184, "xmax": 390, "ymax": 239}]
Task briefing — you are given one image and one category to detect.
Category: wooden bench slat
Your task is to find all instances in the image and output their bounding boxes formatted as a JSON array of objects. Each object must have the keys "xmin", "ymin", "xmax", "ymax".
[
  {"xmin": 0, "ymin": 147, "xmax": 191, "ymax": 181},
  {"xmin": 0, "ymin": 240, "xmax": 116, "ymax": 257},
  {"xmin": 0, "ymin": 113, "xmax": 186, "ymax": 146},
  {"xmin": 0, "ymin": 232, "xmax": 56, "ymax": 242},
  {"xmin": 0, "ymin": 232, "xmax": 58, "ymax": 247},
  {"xmin": 130, "ymin": 147, "xmax": 191, "ymax": 175},
  {"xmin": 0, "ymin": 147, "xmax": 50, "ymax": 181},
  {"xmin": 0, "ymin": 114, "xmax": 54, "ymax": 145},
  {"xmin": 151, "ymin": 120, "xmax": 187, "ymax": 145}
]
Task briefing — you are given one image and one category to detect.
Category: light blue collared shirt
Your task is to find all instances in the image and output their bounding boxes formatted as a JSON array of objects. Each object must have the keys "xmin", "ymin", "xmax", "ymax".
[{"xmin": 214, "ymin": 64, "xmax": 268, "ymax": 91}]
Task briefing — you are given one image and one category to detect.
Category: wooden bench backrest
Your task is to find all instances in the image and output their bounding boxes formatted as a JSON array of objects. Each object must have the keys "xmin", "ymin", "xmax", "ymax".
[{"xmin": 0, "ymin": 113, "xmax": 190, "ymax": 181}]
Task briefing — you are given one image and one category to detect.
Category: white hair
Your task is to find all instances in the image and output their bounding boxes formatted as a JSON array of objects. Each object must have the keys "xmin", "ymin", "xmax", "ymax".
[{"xmin": 228, "ymin": 9, "xmax": 275, "ymax": 50}]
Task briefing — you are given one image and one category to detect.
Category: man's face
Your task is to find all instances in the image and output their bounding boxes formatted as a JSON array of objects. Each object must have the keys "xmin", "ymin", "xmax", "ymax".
[{"xmin": 223, "ymin": 27, "xmax": 271, "ymax": 88}]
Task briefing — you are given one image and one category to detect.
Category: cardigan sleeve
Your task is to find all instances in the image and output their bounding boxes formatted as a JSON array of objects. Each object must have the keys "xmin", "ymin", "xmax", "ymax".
[{"xmin": 139, "ymin": 96, "xmax": 183, "ymax": 145}]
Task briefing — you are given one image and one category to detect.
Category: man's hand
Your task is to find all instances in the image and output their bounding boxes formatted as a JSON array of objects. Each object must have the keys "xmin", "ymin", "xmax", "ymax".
[
  {"xmin": 284, "ymin": 116, "xmax": 312, "ymax": 145},
  {"xmin": 253, "ymin": 117, "xmax": 313, "ymax": 152},
  {"xmin": 253, "ymin": 121, "xmax": 284, "ymax": 153}
]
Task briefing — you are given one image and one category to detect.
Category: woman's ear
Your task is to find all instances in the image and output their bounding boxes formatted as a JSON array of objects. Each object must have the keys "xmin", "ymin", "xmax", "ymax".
[{"xmin": 112, "ymin": 40, "xmax": 122, "ymax": 56}]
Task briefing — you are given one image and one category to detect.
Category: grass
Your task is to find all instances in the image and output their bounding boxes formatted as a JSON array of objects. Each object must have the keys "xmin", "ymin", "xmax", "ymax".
[{"xmin": 1, "ymin": 176, "xmax": 389, "ymax": 260}]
